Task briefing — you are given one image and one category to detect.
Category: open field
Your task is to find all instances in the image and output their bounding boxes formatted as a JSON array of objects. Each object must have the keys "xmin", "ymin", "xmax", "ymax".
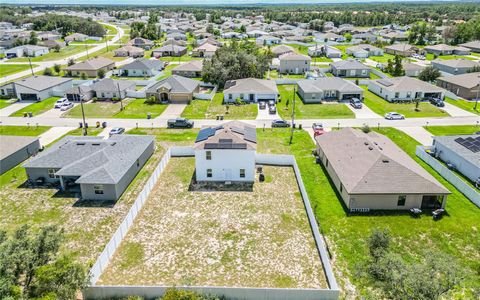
[
  {"xmin": 8, "ymin": 46, "xmax": 94, "ymax": 62},
  {"xmin": 0, "ymin": 129, "xmax": 197, "ymax": 265},
  {"xmin": 445, "ymin": 97, "xmax": 480, "ymax": 115},
  {"xmin": 10, "ymin": 97, "xmax": 61, "ymax": 117},
  {"xmin": 0, "ymin": 64, "xmax": 38, "ymax": 77},
  {"xmin": 424, "ymin": 125, "xmax": 479, "ymax": 136},
  {"xmin": 182, "ymin": 93, "xmax": 258, "ymax": 119},
  {"xmin": 99, "ymin": 158, "xmax": 327, "ymax": 288},
  {"xmin": 256, "ymin": 128, "xmax": 480, "ymax": 298},
  {"xmin": 362, "ymin": 86, "xmax": 449, "ymax": 118},
  {"xmin": 276, "ymin": 85, "xmax": 354, "ymax": 119},
  {"xmin": 0, "ymin": 125, "xmax": 51, "ymax": 136}
]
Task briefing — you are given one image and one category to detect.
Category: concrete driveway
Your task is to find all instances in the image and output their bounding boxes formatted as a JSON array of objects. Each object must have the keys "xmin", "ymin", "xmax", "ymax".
[
  {"xmin": 157, "ymin": 104, "xmax": 187, "ymax": 119},
  {"xmin": 441, "ymin": 102, "xmax": 476, "ymax": 117},
  {"xmin": 0, "ymin": 102, "xmax": 32, "ymax": 117},
  {"xmin": 346, "ymin": 103, "xmax": 382, "ymax": 119},
  {"xmin": 256, "ymin": 102, "xmax": 279, "ymax": 121},
  {"xmin": 395, "ymin": 126, "xmax": 433, "ymax": 146},
  {"xmin": 38, "ymin": 126, "xmax": 76, "ymax": 146}
]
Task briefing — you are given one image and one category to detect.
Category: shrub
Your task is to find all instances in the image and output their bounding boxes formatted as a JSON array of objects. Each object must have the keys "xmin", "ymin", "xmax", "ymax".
[
  {"xmin": 43, "ymin": 67, "xmax": 53, "ymax": 76},
  {"xmin": 361, "ymin": 124, "xmax": 371, "ymax": 133}
]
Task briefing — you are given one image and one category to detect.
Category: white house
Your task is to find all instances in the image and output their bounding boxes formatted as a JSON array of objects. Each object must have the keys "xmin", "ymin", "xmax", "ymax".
[
  {"xmin": 368, "ymin": 77, "xmax": 445, "ymax": 102},
  {"xmin": 223, "ymin": 78, "xmax": 278, "ymax": 103},
  {"xmin": 194, "ymin": 121, "xmax": 257, "ymax": 183},
  {"xmin": 5, "ymin": 45, "xmax": 49, "ymax": 58},
  {"xmin": 13, "ymin": 76, "xmax": 73, "ymax": 101}
]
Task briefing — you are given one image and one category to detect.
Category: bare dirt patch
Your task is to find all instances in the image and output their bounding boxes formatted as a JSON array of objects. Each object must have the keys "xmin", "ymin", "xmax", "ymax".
[{"xmin": 98, "ymin": 157, "xmax": 327, "ymax": 288}]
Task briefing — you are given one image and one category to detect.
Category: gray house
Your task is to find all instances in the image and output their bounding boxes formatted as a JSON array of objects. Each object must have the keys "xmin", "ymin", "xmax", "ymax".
[
  {"xmin": 278, "ymin": 53, "xmax": 311, "ymax": 74},
  {"xmin": 117, "ymin": 58, "xmax": 164, "ymax": 77},
  {"xmin": 431, "ymin": 59, "xmax": 480, "ymax": 75},
  {"xmin": 23, "ymin": 135, "xmax": 155, "ymax": 201},
  {"xmin": 13, "ymin": 76, "xmax": 73, "ymax": 101},
  {"xmin": 432, "ymin": 135, "xmax": 480, "ymax": 183},
  {"xmin": 297, "ymin": 78, "xmax": 363, "ymax": 103},
  {"xmin": 330, "ymin": 59, "xmax": 371, "ymax": 78},
  {"xmin": 1, "ymin": 135, "xmax": 40, "ymax": 175},
  {"xmin": 146, "ymin": 75, "xmax": 200, "ymax": 103},
  {"xmin": 92, "ymin": 78, "xmax": 136, "ymax": 100}
]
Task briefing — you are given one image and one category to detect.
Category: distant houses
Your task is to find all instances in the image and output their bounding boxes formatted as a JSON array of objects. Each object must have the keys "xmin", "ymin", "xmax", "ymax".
[
  {"xmin": 424, "ymin": 44, "xmax": 470, "ymax": 56},
  {"xmin": 384, "ymin": 44, "xmax": 418, "ymax": 57},
  {"xmin": 91, "ymin": 78, "xmax": 135, "ymax": 100},
  {"xmin": 5, "ymin": 45, "xmax": 49, "ymax": 58},
  {"xmin": 128, "ymin": 37, "xmax": 154, "ymax": 50},
  {"xmin": 65, "ymin": 57, "xmax": 115, "ymax": 77},
  {"xmin": 114, "ymin": 45, "xmax": 145, "ymax": 58},
  {"xmin": 0, "ymin": 136, "xmax": 40, "ymax": 175}
]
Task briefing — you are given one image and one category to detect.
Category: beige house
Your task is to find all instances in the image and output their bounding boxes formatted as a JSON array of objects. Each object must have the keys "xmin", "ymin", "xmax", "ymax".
[
  {"xmin": 114, "ymin": 45, "xmax": 145, "ymax": 58},
  {"xmin": 145, "ymin": 75, "xmax": 200, "ymax": 103},
  {"xmin": 172, "ymin": 60, "xmax": 203, "ymax": 78},
  {"xmin": 315, "ymin": 128, "xmax": 449, "ymax": 211},
  {"xmin": 384, "ymin": 44, "xmax": 419, "ymax": 57},
  {"xmin": 436, "ymin": 72, "xmax": 480, "ymax": 100},
  {"xmin": 278, "ymin": 53, "xmax": 311, "ymax": 74},
  {"xmin": 192, "ymin": 43, "xmax": 218, "ymax": 58},
  {"xmin": 65, "ymin": 57, "xmax": 115, "ymax": 77}
]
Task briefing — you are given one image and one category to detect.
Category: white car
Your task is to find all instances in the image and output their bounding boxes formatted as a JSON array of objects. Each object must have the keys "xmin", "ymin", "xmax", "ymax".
[
  {"xmin": 385, "ymin": 112, "xmax": 405, "ymax": 120},
  {"xmin": 60, "ymin": 102, "xmax": 74, "ymax": 111},
  {"xmin": 54, "ymin": 98, "xmax": 68, "ymax": 108}
]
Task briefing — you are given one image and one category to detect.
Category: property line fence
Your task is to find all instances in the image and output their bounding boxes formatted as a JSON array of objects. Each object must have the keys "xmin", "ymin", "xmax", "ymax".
[
  {"xmin": 416, "ymin": 146, "xmax": 480, "ymax": 208},
  {"xmin": 84, "ymin": 151, "xmax": 339, "ymax": 300},
  {"xmin": 194, "ymin": 85, "xmax": 218, "ymax": 100}
]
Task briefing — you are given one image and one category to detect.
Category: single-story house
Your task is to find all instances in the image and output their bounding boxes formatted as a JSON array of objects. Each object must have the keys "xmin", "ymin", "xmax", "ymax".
[
  {"xmin": 65, "ymin": 57, "xmax": 115, "ymax": 77},
  {"xmin": 23, "ymin": 135, "xmax": 155, "ymax": 201},
  {"xmin": 5, "ymin": 45, "xmax": 49, "ymax": 58},
  {"xmin": 403, "ymin": 61, "xmax": 425, "ymax": 77},
  {"xmin": 432, "ymin": 134, "xmax": 480, "ymax": 183},
  {"xmin": 40, "ymin": 40, "xmax": 66, "ymax": 50},
  {"xmin": 459, "ymin": 41, "xmax": 480, "ymax": 53},
  {"xmin": 192, "ymin": 43, "xmax": 218, "ymax": 58},
  {"xmin": 223, "ymin": 78, "xmax": 278, "ymax": 103},
  {"xmin": 271, "ymin": 45, "xmax": 294, "ymax": 57},
  {"xmin": 308, "ymin": 45, "xmax": 323, "ymax": 57},
  {"xmin": 117, "ymin": 58, "xmax": 164, "ymax": 77},
  {"xmin": 368, "ymin": 77, "xmax": 445, "ymax": 102},
  {"xmin": 37, "ymin": 31, "xmax": 62, "ymax": 41},
  {"xmin": 162, "ymin": 38, "xmax": 187, "ymax": 47},
  {"xmin": 166, "ymin": 32, "xmax": 187, "ymax": 41},
  {"xmin": 114, "ymin": 45, "xmax": 145, "ymax": 58},
  {"xmin": 315, "ymin": 32, "xmax": 344, "ymax": 43},
  {"xmin": 297, "ymin": 78, "xmax": 363, "ymax": 103},
  {"xmin": 172, "ymin": 60, "xmax": 203, "ymax": 78},
  {"xmin": 256, "ymin": 35, "xmax": 281, "ymax": 46},
  {"xmin": 145, "ymin": 75, "xmax": 200, "ymax": 103},
  {"xmin": 128, "ymin": 37, "xmax": 154, "ymax": 50},
  {"xmin": 384, "ymin": 44, "xmax": 419, "ymax": 57},
  {"xmin": 65, "ymin": 85, "xmax": 95, "ymax": 102},
  {"xmin": 424, "ymin": 44, "xmax": 470, "ymax": 56},
  {"xmin": 13, "ymin": 76, "xmax": 73, "ymax": 101},
  {"xmin": 330, "ymin": 59, "xmax": 371, "ymax": 78},
  {"xmin": 278, "ymin": 53, "xmax": 311, "ymax": 74},
  {"xmin": 324, "ymin": 45, "xmax": 342, "ymax": 58},
  {"xmin": 0, "ymin": 135, "xmax": 40, "ymax": 175},
  {"xmin": 352, "ymin": 33, "xmax": 377, "ymax": 43},
  {"xmin": 194, "ymin": 121, "xmax": 256, "ymax": 183},
  {"xmin": 64, "ymin": 33, "xmax": 89, "ymax": 42},
  {"xmin": 436, "ymin": 72, "xmax": 480, "ymax": 100},
  {"xmin": 151, "ymin": 45, "xmax": 187, "ymax": 57},
  {"xmin": 91, "ymin": 78, "xmax": 135, "ymax": 100},
  {"xmin": 346, "ymin": 44, "xmax": 383, "ymax": 58},
  {"xmin": 431, "ymin": 59, "xmax": 480, "ymax": 75},
  {"xmin": 315, "ymin": 128, "xmax": 450, "ymax": 211}
]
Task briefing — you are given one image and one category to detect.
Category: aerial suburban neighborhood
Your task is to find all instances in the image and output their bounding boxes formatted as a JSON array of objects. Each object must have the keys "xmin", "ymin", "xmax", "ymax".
[{"xmin": 0, "ymin": 1, "xmax": 479, "ymax": 300}]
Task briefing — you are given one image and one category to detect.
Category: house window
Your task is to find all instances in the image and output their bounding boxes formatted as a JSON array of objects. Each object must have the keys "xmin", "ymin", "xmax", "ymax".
[
  {"xmin": 326, "ymin": 159, "xmax": 329, "ymax": 167},
  {"xmin": 361, "ymin": 69, "xmax": 367, "ymax": 75},
  {"xmin": 312, "ymin": 93, "xmax": 316, "ymax": 99},
  {"xmin": 240, "ymin": 169, "xmax": 245, "ymax": 178},
  {"xmin": 207, "ymin": 169, "xmax": 212, "ymax": 178},
  {"xmin": 395, "ymin": 92, "xmax": 400, "ymax": 98},
  {"xmin": 206, "ymin": 151, "xmax": 212, "ymax": 160},
  {"xmin": 47, "ymin": 169, "xmax": 59, "ymax": 179},
  {"xmin": 94, "ymin": 185, "xmax": 104, "ymax": 195},
  {"xmin": 380, "ymin": 88, "xmax": 383, "ymax": 94},
  {"xmin": 136, "ymin": 159, "xmax": 140, "ymax": 167},
  {"xmin": 407, "ymin": 92, "xmax": 411, "ymax": 98},
  {"xmin": 229, "ymin": 94, "xmax": 233, "ymax": 100},
  {"xmin": 397, "ymin": 195, "xmax": 406, "ymax": 206},
  {"xmin": 240, "ymin": 93, "xmax": 244, "ymax": 99},
  {"xmin": 340, "ymin": 184, "xmax": 343, "ymax": 193}
]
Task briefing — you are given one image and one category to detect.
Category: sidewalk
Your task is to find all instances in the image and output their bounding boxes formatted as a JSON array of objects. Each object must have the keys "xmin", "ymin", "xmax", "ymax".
[{"xmin": 38, "ymin": 126, "xmax": 75, "ymax": 146}]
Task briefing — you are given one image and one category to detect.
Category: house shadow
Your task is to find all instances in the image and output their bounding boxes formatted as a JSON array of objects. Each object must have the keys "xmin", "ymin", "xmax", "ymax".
[
  {"xmin": 187, "ymin": 171, "xmax": 254, "ymax": 192},
  {"xmin": 72, "ymin": 198, "xmax": 116, "ymax": 208}
]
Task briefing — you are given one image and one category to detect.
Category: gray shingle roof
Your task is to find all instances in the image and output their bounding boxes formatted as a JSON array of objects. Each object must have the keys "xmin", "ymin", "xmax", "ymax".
[
  {"xmin": 0, "ymin": 135, "xmax": 39, "ymax": 160},
  {"xmin": 437, "ymin": 72, "xmax": 480, "ymax": 89},
  {"xmin": 121, "ymin": 58, "xmax": 164, "ymax": 71},
  {"xmin": 298, "ymin": 78, "xmax": 363, "ymax": 94},
  {"xmin": 432, "ymin": 59, "xmax": 479, "ymax": 69},
  {"xmin": 14, "ymin": 76, "xmax": 72, "ymax": 92},
  {"xmin": 172, "ymin": 60, "xmax": 203, "ymax": 72},
  {"xmin": 92, "ymin": 78, "xmax": 135, "ymax": 92},
  {"xmin": 23, "ymin": 135, "xmax": 154, "ymax": 185},
  {"xmin": 66, "ymin": 57, "xmax": 114, "ymax": 71},
  {"xmin": 433, "ymin": 135, "xmax": 480, "ymax": 168},
  {"xmin": 331, "ymin": 59, "xmax": 369, "ymax": 70},
  {"xmin": 146, "ymin": 75, "xmax": 199, "ymax": 94},
  {"xmin": 315, "ymin": 128, "xmax": 449, "ymax": 195},
  {"xmin": 371, "ymin": 76, "xmax": 443, "ymax": 92},
  {"xmin": 224, "ymin": 78, "xmax": 278, "ymax": 94}
]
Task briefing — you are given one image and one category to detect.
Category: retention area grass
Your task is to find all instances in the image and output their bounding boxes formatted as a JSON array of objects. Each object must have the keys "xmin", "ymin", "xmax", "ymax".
[
  {"xmin": 369, "ymin": 53, "xmax": 396, "ymax": 63},
  {"xmin": 256, "ymin": 128, "xmax": 479, "ymax": 298},
  {"xmin": 10, "ymin": 97, "xmax": 60, "ymax": 117},
  {"xmin": 181, "ymin": 92, "xmax": 258, "ymax": 120},
  {"xmin": 0, "ymin": 64, "xmax": 38, "ymax": 77},
  {"xmin": 0, "ymin": 125, "xmax": 51, "ymax": 136},
  {"xmin": 424, "ymin": 125, "xmax": 480, "ymax": 136},
  {"xmin": 361, "ymin": 86, "xmax": 449, "ymax": 118},
  {"xmin": 445, "ymin": 97, "xmax": 480, "ymax": 115},
  {"xmin": 276, "ymin": 85, "xmax": 354, "ymax": 119}
]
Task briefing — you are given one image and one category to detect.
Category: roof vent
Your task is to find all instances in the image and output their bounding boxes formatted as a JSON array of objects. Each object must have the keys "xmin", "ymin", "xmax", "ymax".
[
  {"xmin": 364, "ymin": 142, "xmax": 369, "ymax": 145},
  {"xmin": 92, "ymin": 143, "xmax": 101, "ymax": 146},
  {"xmin": 368, "ymin": 146, "xmax": 373, "ymax": 150},
  {"xmin": 382, "ymin": 159, "xmax": 389, "ymax": 163},
  {"xmin": 76, "ymin": 142, "xmax": 85, "ymax": 145},
  {"xmin": 110, "ymin": 142, "xmax": 116, "ymax": 146}
]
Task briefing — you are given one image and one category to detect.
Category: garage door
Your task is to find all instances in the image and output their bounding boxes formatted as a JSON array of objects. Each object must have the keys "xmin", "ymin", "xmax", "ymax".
[{"xmin": 20, "ymin": 93, "xmax": 38, "ymax": 101}]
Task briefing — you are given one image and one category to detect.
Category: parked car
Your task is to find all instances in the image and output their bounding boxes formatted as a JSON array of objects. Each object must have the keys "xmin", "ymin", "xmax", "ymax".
[
  {"xmin": 385, "ymin": 112, "xmax": 405, "ymax": 120},
  {"xmin": 60, "ymin": 102, "xmax": 74, "ymax": 111},
  {"xmin": 271, "ymin": 119, "xmax": 290, "ymax": 128},
  {"xmin": 350, "ymin": 98, "xmax": 362, "ymax": 109},
  {"xmin": 268, "ymin": 100, "xmax": 275, "ymax": 107},
  {"xmin": 259, "ymin": 101, "xmax": 266, "ymax": 110},
  {"xmin": 54, "ymin": 98, "xmax": 68, "ymax": 108},
  {"xmin": 268, "ymin": 105, "xmax": 277, "ymax": 114},
  {"xmin": 312, "ymin": 122, "xmax": 323, "ymax": 130},
  {"xmin": 109, "ymin": 127, "xmax": 125, "ymax": 136},
  {"xmin": 429, "ymin": 97, "xmax": 445, "ymax": 107},
  {"xmin": 167, "ymin": 118, "xmax": 194, "ymax": 128}
]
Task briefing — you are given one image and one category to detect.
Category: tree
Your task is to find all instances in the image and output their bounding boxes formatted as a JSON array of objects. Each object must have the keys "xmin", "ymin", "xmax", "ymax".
[
  {"xmin": 97, "ymin": 69, "xmax": 105, "ymax": 79},
  {"xmin": 53, "ymin": 63, "xmax": 61, "ymax": 74},
  {"xmin": 80, "ymin": 72, "xmax": 88, "ymax": 80},
  {"xmin": 392, "ymin": 55, "xmax": 404, "ymax": 77},
  {"xmin": 367, "ymin": 229, "xmax": 390, "ymax": 260},
  {"xmin": 53, "ymin": 44, "xmax": 61, "ymax": 52},
  {"xmin": 43, "ymin": 67, "xmax": 53, "ymax": 76},
  {"xmin": 28, "ymin": 31, "xmax": 38, "ymax": 45},
  {"xmin": 206, "ymin": 23, "xmax": 214, "ymax": 34},
  {"xmin": 418, "ymin": 65, "xmax": 441, "ymax": 82},
  {"xmin": 67, "ymin": 58, "xmax": 75, "ymax": 66},
  {"xmin": 344, "ymin": 33, "xmax": 352, "ymax": 42}
]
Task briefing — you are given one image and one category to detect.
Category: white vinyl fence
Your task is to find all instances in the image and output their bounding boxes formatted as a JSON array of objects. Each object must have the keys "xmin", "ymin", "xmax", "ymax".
[{"xmin": 416, "ymin": 146, "xmax": 480, "ymax": 208}]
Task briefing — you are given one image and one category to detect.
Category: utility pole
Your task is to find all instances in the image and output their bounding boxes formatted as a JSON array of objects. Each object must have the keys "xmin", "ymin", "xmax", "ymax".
[
  {"xmin": 475, "ymin": 75, "xmax": 480, "ymax": 111},
  {"xmin": 117, "ymin": 82, "xmax": 124, "ymax": 111},
  {"xmin": 78, "ymin": 86, "xmax": 87, "ymax": 136},
  {"xmin": 289, "ymin": 85, "xmax": 296, "ymax": 145},
  {"xmin": 85, "ymin": 44, "xmax": 90, "ymax": 59},
  {"xmin": 105, "ymin": 39, "xmax": 109, "ymax": 52},
  {"xmin": 27, "ymin": 57, "xmax": 34, "ymax": 76}
]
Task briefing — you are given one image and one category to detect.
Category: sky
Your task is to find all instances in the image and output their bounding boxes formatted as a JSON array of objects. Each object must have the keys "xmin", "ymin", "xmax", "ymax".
[{"xmin": 1, "ymin": 0, "xmax": 456, "ymax": 5}]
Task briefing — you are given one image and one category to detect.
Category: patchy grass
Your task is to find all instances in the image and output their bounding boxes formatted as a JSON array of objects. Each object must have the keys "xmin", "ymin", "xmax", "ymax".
[
  {"xmin": 114, "ymin": 99, "xmax": 168, "ymax": 119},
  {"xmin": 362, "ymin": 86, "xmax": 449, "ymax": 118},
  {"xmin": 63, "ymin": 99, "xmax": 134, "ymax": 118},
  {"xmin": 181, "ymin": 93, "xmax": 258, "ymax": 120},
  {"xmin": 0, "ymin": 125, "xmax": 51, "ymax": 136},
  {"xmin": 0, "ymin": 64, "xmax": 38, "ymax": 77},
  {"xmin": 369, "ymin": 53, "xmax": 396, "ymax": 63},
  {"xmin": 445, "ymin": 97, "xmax": 480, "ymax": 115},
  {"xmin": 256, "ymin": 128, "xmax": 480, "ymax": 298},
  {"xmin": 424, "ymin": 125, "xmax": 479, "ymax": 136},
  {"xmin": 284, "ymin": 43, "xmax": 310, "ymax": 56},
  {"xmin": 76, "ymin": 45, "xmax": 121, "ymax": 62},
  {"xmin": 8, "ymin": 46, "xmax": 94, "ymax": 62},
  {"xmin": 276, "ymin": 85, "xmax": 354, "ymax": 119},
  {"xmin": 10, "ymin": 97, "xmax": 60, "ymax": 117},
  {"xmin": 99, "ymin": 158, "xmax": 327, "ymax": 288}
]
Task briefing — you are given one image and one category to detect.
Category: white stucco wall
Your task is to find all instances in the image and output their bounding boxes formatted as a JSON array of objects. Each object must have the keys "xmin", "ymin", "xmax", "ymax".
[{"xmin": 195, "ymin": 149, "xmax": 256, "ymax": 182}]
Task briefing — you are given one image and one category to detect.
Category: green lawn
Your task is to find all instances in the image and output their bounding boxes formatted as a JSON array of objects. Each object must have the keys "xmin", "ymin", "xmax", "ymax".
[
  {"xmin": 69, "ymin": 39, "xmax": 102, "ymax": 45},
  {"xmin": 181, "ymin": 93, "xmax": 258, "ymax": 120},
  {"xmin": 284, "ymin": 43, "xmax": 309, "ymax": 56},
  {"xmin": 362, "ymin": 87, "xmax": 449, "ymax": 118},
  {"xmin": 369, "ymin": 53, "xmax": 396, "ymax": 63},
  {"xmin": 114, "ymin": 99, "xmax": 168, "ymax": 119},
  {"xmin": 0, "ymin": 64, "xmax": 38, "ymax": 77},
  {"xmin": 8, "ymin": 46, "xmax": 94, "ymax": 62},
  {"xmin": 276, "ymin": 85, "xmax": 354, "ymax": 119},
  {"xmin": 0, "ymin": 125, "xmax": 51, "ymax": 136},
  {"xmin": 10, "ymin": 97, "xmax": 60, "ymax": 117},
  {"xmin": 257, "ymin": 128, "xmax": 479, "ymax": 297},
  {"xmin": 156, "ymin": 64, "xmax": 176, "ymax": 80},
  {"xmin": 424, "ymin": 125, "xmax": 479, "ymax": 136},
  {"xmin": 0, "ymin": 99, "xmax": 14, "ymax": 109},
  {"xmin": 76, "ymin": 45, "xmax": 120, "ymax": 62},
  {"xmin": 426, "ymin": 53, "xmax": 477, "ymax": 61},
  {"xmin": 266, "ymin": 70, "xmax": 305, "ymax": 79},
  {"xmin": 445, "ymin": 97, "xmax": 479, "ymax": 115}
]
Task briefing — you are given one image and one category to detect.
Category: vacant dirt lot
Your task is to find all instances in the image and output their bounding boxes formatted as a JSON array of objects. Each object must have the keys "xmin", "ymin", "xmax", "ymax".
[{"xmin": 99, "ymin": 158, "xmax": 327, "ymax": 288}]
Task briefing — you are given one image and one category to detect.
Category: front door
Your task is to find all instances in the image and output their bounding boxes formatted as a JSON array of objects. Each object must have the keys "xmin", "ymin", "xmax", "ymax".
[{"xmin": 249, "ymin": 94, "xmax": 254, "ymax": 102}]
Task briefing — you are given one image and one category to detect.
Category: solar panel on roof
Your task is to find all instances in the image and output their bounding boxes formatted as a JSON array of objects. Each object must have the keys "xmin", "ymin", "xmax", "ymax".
[
  {"xmin": 378, "ymin": 79, "xmax": 393, "ymax": 87},
  {"xmin": 244, "ymin": 126, "xmax": 257, "ymax": 143},
  {"xmin": 454, "ymin": 136, "xmax": 480, "ymax": 153},
  {"xmin": 195, "ymin": 128, "xmax": 215, "ymax": 142}
]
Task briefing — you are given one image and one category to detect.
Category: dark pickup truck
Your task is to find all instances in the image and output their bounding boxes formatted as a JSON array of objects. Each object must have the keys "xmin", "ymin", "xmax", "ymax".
[{"xmin": 167, "ymin": 118, "xmax": 194, "ymax": 128}]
